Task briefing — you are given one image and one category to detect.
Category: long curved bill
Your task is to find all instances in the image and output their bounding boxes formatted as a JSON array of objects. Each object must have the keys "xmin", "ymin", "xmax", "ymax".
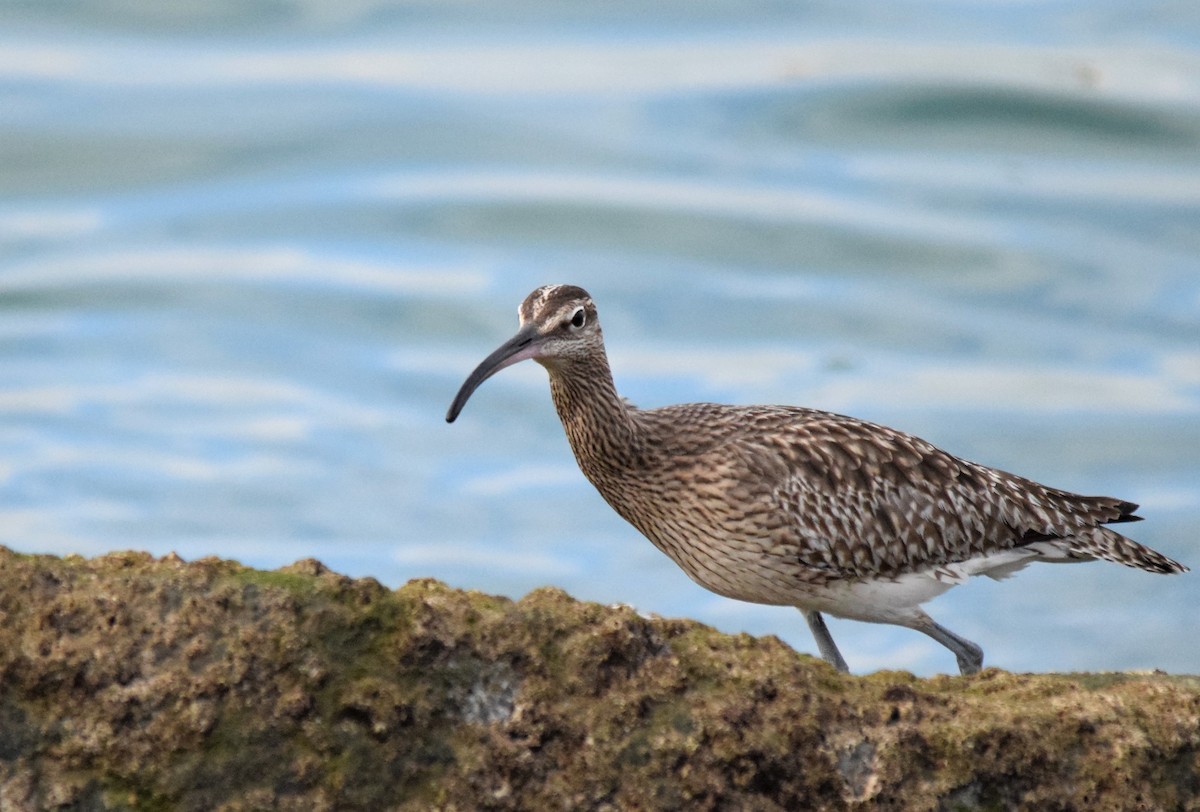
[{"xmin": 445, "ymin": 325, "xmax": 541, "ymax": 423}]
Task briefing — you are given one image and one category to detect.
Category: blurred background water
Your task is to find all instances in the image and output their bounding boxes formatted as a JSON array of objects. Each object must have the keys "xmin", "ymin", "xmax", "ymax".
[{"xmin": 1, "ymin": 1, "xmax": 1197, "ymax": 675}]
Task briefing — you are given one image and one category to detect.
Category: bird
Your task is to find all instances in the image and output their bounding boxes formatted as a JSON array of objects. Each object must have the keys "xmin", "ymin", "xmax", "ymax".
[{"xmin": 445, "ymin": 284, "xmax": 1188, "ymax": 675}]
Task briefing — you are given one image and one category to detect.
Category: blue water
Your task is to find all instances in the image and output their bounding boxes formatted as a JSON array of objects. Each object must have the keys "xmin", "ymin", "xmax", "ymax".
[{"xmin": 1, "ymin": 3, "xmax": 1197, "ymax": 675}]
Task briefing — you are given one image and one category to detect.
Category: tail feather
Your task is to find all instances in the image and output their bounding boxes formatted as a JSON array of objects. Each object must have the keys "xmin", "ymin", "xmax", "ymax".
[
  {"xmin": 1064, "ymin": 527, "xmax": 1188, "ymax": 575},
  {"xmin": 1108, "ymin": 499, "xmax": 1143, "ymax": 524},
  {"xmin": 994, "ymin": 471, "xmax": 1144, "ymax": 537}
]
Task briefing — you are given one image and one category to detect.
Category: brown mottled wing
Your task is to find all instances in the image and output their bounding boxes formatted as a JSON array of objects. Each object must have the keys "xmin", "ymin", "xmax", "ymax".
[
  {"xmin": 715, "ymin": 407, "xmax": 1181, "ymax": 578},
  {"xmin": 727, "ymin": 409, "xmax": 997, "ymax": 579}
]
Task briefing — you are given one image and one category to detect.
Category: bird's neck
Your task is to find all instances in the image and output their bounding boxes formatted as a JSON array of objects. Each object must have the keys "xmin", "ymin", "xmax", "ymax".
[{"xmin": 546, "ymin": 352, "xmax": 641, "ymax": 475}]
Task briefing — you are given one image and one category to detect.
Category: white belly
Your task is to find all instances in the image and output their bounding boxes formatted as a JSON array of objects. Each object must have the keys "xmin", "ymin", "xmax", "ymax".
[{"xmin": 793, "ymin": 546, "xmax": 1057, "ymax": 624}]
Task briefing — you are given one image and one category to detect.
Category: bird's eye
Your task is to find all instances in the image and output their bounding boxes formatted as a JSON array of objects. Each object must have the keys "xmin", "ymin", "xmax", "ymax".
[{"xmin": 569, "ymin": 307, "xmax": 586, "ymax": 329}]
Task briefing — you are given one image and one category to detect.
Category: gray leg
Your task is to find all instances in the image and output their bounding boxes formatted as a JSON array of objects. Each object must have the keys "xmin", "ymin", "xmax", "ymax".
[
  {"xmin": 802, "ymin": 610, "xmax": 849, "ymax": 673},
  {"xmin": 913, "ymin": 616, "xmax": 984, "ymax": 676}
]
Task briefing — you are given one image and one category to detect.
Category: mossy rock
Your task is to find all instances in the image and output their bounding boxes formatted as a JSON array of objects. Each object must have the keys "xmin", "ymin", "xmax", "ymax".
[{"xmin": 0, "ymin": 546, "xmax": 1195, "ymax": 810}]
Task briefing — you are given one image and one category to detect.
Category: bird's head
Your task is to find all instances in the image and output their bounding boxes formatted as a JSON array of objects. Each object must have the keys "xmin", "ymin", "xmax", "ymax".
[{"xmin": 446, "ymin": 284, "xmax": 601, "ymax": 422}]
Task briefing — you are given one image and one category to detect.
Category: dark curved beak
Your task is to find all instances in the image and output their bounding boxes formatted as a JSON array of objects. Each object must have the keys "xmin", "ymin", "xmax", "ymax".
[{"xmin": 446, "ymin": 325, "xmax": 541, "ymax": 423}]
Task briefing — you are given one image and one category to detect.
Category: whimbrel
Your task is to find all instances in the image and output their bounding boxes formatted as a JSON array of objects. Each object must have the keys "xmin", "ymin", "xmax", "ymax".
[{"xmin": 446, "ymin": 284, "xmax": 1187, "ymax": 674}]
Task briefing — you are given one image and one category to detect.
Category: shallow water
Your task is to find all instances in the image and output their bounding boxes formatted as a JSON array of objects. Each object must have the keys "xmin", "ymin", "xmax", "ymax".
[{"xmin": 1, "ymin": 2, "xmax": 1197, "ymax": 675}]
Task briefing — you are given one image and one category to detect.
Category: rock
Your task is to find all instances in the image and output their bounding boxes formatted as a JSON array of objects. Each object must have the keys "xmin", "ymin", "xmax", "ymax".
[{"xmin": 0, "ymin": 545, "xmax": 1195, "ymax": 811}]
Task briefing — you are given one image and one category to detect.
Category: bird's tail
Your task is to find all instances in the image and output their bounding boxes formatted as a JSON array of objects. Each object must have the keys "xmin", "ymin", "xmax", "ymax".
[{"xmin": 1062, "ymin": 526, "xmax": 1188, "ymax": 574}]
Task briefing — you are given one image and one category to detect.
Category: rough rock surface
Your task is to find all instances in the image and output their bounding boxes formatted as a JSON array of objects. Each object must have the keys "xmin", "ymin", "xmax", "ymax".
[{"xmin": 0, "ymin": 546, "xmax": 1196, "ymax": 811}]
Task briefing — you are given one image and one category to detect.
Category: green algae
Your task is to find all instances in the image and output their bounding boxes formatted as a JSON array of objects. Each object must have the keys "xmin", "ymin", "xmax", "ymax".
[{"xmin": 228, "ymin": 567, "xmax": 319, "ymax": 596}]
